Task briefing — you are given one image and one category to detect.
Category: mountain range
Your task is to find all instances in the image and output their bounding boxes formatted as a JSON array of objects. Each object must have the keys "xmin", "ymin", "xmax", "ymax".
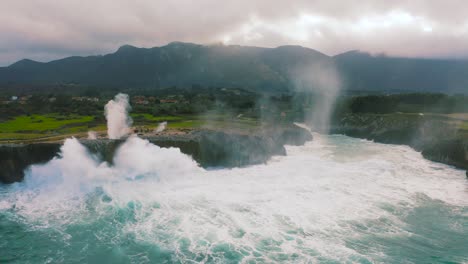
[{"xmin": 1, "ymin": 42, "xmax": 467, "ymax": 94}]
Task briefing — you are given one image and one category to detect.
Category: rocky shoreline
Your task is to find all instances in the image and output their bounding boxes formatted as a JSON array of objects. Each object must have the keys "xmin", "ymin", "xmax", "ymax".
[
  {"xmin": 3, "ymin": 113, "xmax": 466, "ymax": 185},
  {"xmin": 0, "ymin": 125, "xmax": 312, "ymax": 184},
  {"xmin": 331, "ymin": 113, "xmax": 468, "ymax": 175}
]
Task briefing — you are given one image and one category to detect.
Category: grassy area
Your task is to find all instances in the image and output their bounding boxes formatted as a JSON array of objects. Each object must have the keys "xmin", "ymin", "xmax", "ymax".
[
  {"xmin": 459, "ymin": 120, "xmax": 468, "ymax": 138},
  {"xmin": 355, "ymin": 112, "xmax": 468, "ymax": 140},
  {"xmin": 0, "ymin": 113, "xmax": 264, "ymax": 143},
  {"xmin": 168, "ymin": 120, "xmax": 205, "ymax": 129},
  {"xmin": 2, "ymin": 111, "xmax": 466, "ymax": 143},
  {"xmin": 0, "ymin": 114, "xmax": 98, "ymax": 142},
  {"xmin": 461, "ymin": 122, "xmax": 468, "ymax": 130},
  {"xmin": 131, "ymin": 114, "xmax": 184, "ymax": 122},
  {"xmin": 0, "ymin": 114, "xmax": 94, "ymax": 133},
  {"xmin": 447, "ymin": 113, "xmax": 468, "ymax": 132},
  {"xmin": 0, "ymin": 133, "xmax": 48, "ymax": 140}
]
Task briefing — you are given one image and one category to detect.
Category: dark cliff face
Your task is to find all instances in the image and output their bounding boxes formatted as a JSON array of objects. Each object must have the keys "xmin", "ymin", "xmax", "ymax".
[
  {"xmin": 79, "ymin": 139, "xmax": 126, "ymax": 164},
  {"xmin": 331, "ymin": 114, "xmax": 468, "ymax": 170},
  {"xmin": 0, "ymin": 125, "xmax": 312, "ymax": 184},
  {"xmin": 421, "ymin": 139, "xmax": 468, "ymax": 170},
  {"xmin": 148, "ymin": 126, "xmax": 311, "ymax": 168},
  {"xmin": 152, "ymin": 131, "xmax": 285, "ymax": 168},
  {"xmin": 0, "ymin": 144, "xmax": 61, "ymax": 184}
]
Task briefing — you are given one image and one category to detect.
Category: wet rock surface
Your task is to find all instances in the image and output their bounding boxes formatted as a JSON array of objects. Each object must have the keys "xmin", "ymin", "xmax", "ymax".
[
  {"xmin": 331, "ymin": 113, "xmax": 468, "ymax": 171},
  {"xmin": 0, "ymin": 143, "xmax": 61, "ymax": 184},
  {"xmin": 0, "ymin": 125, "xmax": 312, "ymax": 184},
  {"xmin": 421, "ymin": 139, "xmax": 468, "ymax": 170}
]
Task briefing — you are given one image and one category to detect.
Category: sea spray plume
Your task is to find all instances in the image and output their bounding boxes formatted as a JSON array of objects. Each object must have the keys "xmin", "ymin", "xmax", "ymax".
[
  {"xmin": 87, "ymin": 131, "xmax": 97, "ymax": 139},
  {"xmin": 291, "ymin": 61, "xmax": 341, "ymax": 133},
  {"xmin": 23, "ymin": 138, "xmax": 109, "ymax": 196},
  {"xmin": 13, "ymin": 136, "xmax": 201, "ymax": 223},
  {"xmin": 155, "ymin": 121, "xmax": 167, "ymax": 133},
  {"xmin": 25, "ymin": 137, "xmax": 201, "ymax": 192},
  {"xmin": 105, "ymin": 93, "xmax": 133, "ymax": 139},
  {"xmin": 113, "ymin": 136, "xmax": 201, "ymax": 180}
]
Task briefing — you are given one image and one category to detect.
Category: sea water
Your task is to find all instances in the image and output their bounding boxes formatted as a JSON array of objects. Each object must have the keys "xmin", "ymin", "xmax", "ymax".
[{"xmin": 1, "ymin": 134, "xmax": 467, "ymax": 263}]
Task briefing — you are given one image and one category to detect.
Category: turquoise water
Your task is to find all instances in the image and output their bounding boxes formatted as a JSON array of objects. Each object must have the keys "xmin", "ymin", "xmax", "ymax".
[{"xmin": 1, "ymin": 134, "xmax": 467, "ymax": 263}]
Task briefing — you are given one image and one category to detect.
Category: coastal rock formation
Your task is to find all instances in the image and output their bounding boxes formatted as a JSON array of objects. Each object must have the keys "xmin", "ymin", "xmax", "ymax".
[
  {"xmin": 0, "ymin": 143, "xmax": 61, "ymax": 184},
  {"xmin": 421, "ymin": 139, "xmax": 468, "ymax": 170},
  {"xmin": 331, "ymin": 113, "xmax": 468, "ymax": 171},
  {"xmin": 0, "ymin": 125, "xmax": 312, "ymax": 184}
]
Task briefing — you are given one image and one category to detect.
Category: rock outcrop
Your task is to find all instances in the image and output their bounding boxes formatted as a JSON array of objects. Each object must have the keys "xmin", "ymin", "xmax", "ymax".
[
  {"xmin": 421, "ymin": 139, "xmax": 468, "ymax": 170},
  {"xmin": 0, "ymin": 125, "xmax": 312, "ymax": 184},
  {"xmin": 331, "ymin": 113, "xmax": 468, "ymax": 171},
  {"xmin": 0, "ymin": 143, "xmax": 61, "ymax": 184}
]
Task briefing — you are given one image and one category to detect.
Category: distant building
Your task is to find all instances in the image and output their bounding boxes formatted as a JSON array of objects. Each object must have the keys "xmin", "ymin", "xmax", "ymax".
[
  {"xmin": 160, "ymin": 99, "xmax": 178, "ymax": 103},
  {"xmin": 133, "ymin": 96, "xmax": 149, "ymax": 105},
  {"xmin": 11, "ymin": 96, "xmax": 18, "ymax": 101},
  {"xmin": 18, "ymin": 95, "xmax": 31, "ymax": 104},
  {"xmin": 72, "ymin": 96, "xmax": 99, "ymax": 102}
]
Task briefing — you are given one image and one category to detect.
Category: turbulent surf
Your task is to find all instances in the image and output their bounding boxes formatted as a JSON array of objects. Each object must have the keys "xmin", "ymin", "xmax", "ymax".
[{"xmin": 1, "ymin": 133, "xmax": 467, "ymax": 263}]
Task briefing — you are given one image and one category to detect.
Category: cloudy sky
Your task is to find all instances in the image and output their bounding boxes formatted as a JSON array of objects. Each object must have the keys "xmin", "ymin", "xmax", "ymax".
[{"xmin": 1, "ymin": 0, "xmax": 468, "ymax": 66}]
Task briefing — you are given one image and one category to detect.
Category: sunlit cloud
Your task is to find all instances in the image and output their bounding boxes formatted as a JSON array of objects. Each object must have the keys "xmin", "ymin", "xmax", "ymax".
[{"xmin": 1, "ymin": 0, "xmax": 468, "ymax": 65}]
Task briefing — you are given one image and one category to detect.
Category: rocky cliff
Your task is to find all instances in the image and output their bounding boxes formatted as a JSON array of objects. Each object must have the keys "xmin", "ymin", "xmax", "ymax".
[
  {"xmin": 331, "ymin": 113, "xmax": 468, "ymax": 172},
  {"xmin": 0, "ymin": 125, "xmax": 312, "ymax": 184}
]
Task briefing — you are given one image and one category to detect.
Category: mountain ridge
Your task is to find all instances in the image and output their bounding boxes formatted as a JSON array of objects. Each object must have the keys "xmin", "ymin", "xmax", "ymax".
[{"xmin": 1, "ymin": 42, "xmax": 467, "ymax": 93}]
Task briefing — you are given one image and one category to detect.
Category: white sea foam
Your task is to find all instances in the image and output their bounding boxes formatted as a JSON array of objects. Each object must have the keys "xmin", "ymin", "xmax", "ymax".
[
  {"xmin": 155, "ymin": 121, "xmax": 167, "ymax": 133},
  {"xmin": 87, "ymin": 131, "xmax": 97, "ymax": 139},
  {"xmin": 1, "ymin": 133, "xmax": 467, "ymax": 262},
  {"xmin": 104, "ymin": 93, "xmax": 133, "ymax": 139}
]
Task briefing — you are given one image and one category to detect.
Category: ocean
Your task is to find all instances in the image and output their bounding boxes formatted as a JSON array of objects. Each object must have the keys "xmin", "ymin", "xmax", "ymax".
[{"xmin": 1, "ymin": 133, "xmax": 467, "ymax": 263}]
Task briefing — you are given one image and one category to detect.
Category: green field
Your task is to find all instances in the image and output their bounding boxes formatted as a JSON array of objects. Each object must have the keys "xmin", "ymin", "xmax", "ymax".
[
  {"xmin": 0, "ymin": 114, "xmax": 94, "ymax": 133},
  {"xmin": 130, "ymin": 114, "xmax": 184, "ymax": 122},
  {"xmin": 0, "ymin": 113, "xmax": 264, "ymax": 142},
  {"xmin": 2, "ymin": 111, "xmax": 466, "ymax": 143},
  {"xmin": 0, "ymin": 114, "xmax": 95, "ymax": 142}
]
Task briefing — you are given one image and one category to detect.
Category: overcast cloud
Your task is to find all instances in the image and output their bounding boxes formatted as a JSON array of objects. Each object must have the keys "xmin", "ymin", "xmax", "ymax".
[{"xmin": 1, "ymin": 0, "xmax": 468, "ymax": 65}]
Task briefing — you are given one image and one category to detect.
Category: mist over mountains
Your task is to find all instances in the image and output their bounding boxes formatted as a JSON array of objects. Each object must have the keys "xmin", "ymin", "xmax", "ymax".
[{"xmin": 1, "ymin": 42, "xmax": 467, "ymax": 94}]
